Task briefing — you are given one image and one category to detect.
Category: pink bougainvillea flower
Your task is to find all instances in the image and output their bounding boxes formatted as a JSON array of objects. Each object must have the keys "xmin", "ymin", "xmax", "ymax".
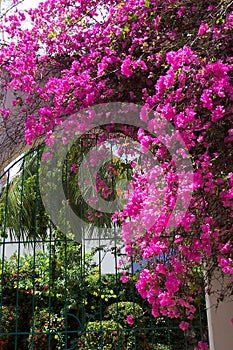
[
  {"xmin": 179, "ymin": 321, "xmax": 189, "ymax": 331},
  {"xmin": 198, "ymin": 23, "xmax": 209, "ymax": 36},
  {"xmin": 126, "ymin": 314, "xmax": 134, "ymax": 325},
  {"xmin": 120, "ymin": 270, "xmax": 129, "ymax": 283}
]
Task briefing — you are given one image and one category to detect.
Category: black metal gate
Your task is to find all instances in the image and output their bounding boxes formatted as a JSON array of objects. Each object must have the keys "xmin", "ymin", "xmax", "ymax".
[{"xmin": 0, "ymin": 146, "xmax": 207, "ymax": 349}]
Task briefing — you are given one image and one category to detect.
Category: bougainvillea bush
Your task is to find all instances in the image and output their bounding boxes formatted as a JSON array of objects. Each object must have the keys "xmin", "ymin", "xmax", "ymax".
[{"xmin": 0, "ymin": 0, "xmax": 232, "ymax": 348}]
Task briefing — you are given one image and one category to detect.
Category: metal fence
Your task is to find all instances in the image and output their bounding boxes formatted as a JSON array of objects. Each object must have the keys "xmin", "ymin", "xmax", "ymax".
[{"xmin": 0, "ymin": 146, "xmax": 208, "ymax": 349}]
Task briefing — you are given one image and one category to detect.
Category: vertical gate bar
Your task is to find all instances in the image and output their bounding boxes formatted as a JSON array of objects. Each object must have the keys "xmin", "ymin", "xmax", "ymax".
[
  {"xmin": 112, "ymin": 222, "xmax": 121, "ymax": 350},
  {"xmin": 47, "ymin": 169, "xmax": 54, "ymax": 350},
  {"xmin": 0, "ymin": 169, "xmax": 10, "ymax": 315},
  {"xmin": 96, "ymin": 132, "xmax": 103, "ymax": 349},
  {"xmin": 64, "ymin": 155, "xmax": 69, "ymax": 348},
  {"xmin": 167, "ymin": 317, "xmax": 171, "ymax": 348},
  {"xmin": 14, "ymin": 154, "xmax": 26, "ymax": 349},
  {"xmin": 80, "ymin": 138, "xmax": 86, "ymax": 330},
  {"xmin": 98, "ymin": 216, "xmax": 104, "ymax": 350},
  {"xmin": 184, "ymin": 329, "xmax": 188, "ymax": 349},
  {"xmin": 30, "ymin": 147, "xmax": 41, "ymax": 349},
  {"xmin": 0, "ymin": 169, "xmax": 10, "ymax": 346}
]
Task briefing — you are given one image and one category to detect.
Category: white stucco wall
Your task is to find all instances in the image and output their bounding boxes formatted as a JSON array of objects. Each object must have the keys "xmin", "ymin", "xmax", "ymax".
[{"xmin": 206, "ymin": 273, "xmax": 233, "ymax": 350}]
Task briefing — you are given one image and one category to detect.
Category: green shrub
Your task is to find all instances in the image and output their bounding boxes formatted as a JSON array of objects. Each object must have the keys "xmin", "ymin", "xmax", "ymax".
[
  {"xmin": 107, "ymin": 301, "xmax": 151, "ymax": 349},
  {"xmin": 78, "ymin": 320, "xmax": 124, "ymax": 349},
  {"xmin": 107, "ymin": 301, "xmax": 144, "ymax": 327},
  {"xmin": 0, "ymin": 306, "xmax": 17, "ymax": 350},
  {"xmin": 28, "ymin": 308, "xmax": 65, "ymax": 350}
]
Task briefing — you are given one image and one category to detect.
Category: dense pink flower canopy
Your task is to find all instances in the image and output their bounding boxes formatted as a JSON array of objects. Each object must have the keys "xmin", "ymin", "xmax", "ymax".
[{"xmin": 0, "ymin": 0, "xmax": 232, "ymax": 345}]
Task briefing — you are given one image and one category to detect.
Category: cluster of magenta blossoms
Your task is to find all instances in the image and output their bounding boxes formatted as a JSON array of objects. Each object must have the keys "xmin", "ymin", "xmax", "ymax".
[{"xmin": 0, "ymin": 0, "xmax": 232, "ymax": 348}]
